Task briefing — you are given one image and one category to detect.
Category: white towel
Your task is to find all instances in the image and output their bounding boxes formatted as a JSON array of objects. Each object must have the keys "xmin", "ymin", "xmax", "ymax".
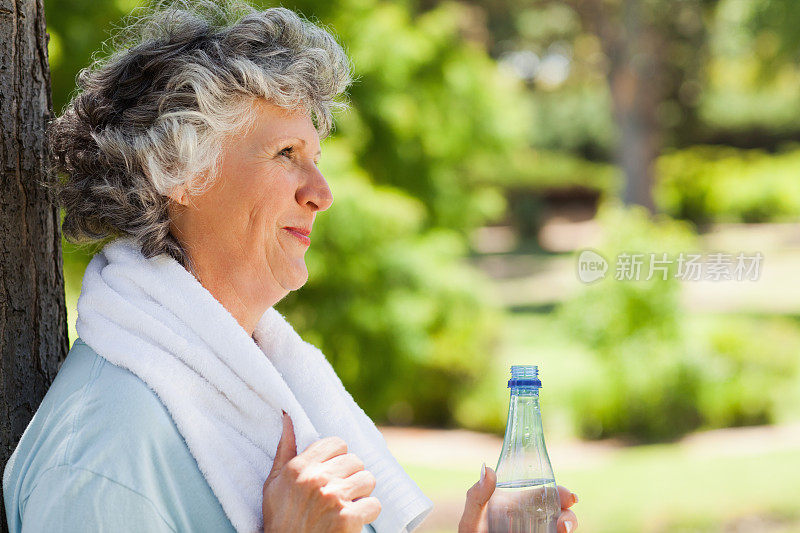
[{"xmin": 75, "ymin": 237, "xmax": 433, "ymax": 533}]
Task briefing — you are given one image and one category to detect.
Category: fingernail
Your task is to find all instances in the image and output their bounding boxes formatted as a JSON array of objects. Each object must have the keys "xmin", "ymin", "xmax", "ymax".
[
  {"xmin": 480, "ymin": 462, "xmax": 486, "ymax": 482},
  {"xmin": 565, "ymin": 522, "xmax": 573, "ymax": 533},
  {"xmin": 572, "ymin": 492, "xmax": 579, "ymax": 504}
]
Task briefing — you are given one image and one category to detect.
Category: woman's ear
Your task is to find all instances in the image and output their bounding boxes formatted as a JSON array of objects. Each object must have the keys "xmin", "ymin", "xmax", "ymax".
[{"xmin": 167, "ymin": 184, "xmax": 189, "ymax": 206}]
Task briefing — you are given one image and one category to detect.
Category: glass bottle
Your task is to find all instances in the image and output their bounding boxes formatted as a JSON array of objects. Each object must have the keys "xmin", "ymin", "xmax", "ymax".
[{"xmin": 487, "ymin": 365, "xmax": 560, "ymax": 533}]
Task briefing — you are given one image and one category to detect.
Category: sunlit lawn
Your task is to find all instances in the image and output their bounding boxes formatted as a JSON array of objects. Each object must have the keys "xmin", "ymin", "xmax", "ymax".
[{"xmin": 402, "ymin": 443, "xmax": 800, "ymax": 533}]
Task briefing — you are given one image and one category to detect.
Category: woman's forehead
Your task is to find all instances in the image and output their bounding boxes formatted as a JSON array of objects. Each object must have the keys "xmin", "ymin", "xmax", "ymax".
[{"xmin": 250, "ymin": 101, "xmax": 320, "ymax": 146}]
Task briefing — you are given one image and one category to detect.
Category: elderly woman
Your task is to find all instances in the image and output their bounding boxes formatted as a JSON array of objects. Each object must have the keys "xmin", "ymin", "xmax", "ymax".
[{"xmin": 3, "ymin": 1, "xmax": 579, "ymax": 532}]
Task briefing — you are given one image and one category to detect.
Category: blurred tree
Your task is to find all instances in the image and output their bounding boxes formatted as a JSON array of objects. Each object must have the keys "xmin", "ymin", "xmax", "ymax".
[
  {"xmin": 0, "ymin": 0, "xmax": 68, "ymax": 530},
  {"xmin": 447, "ymin": 0, "xmax": 721, "ymax": 212},
  {"xmin": 747, "ymin": 0, "xmax": 800, "ymax": 69},
  {"xmin": 285, "ymin": 0, "xmax": 529, "ymax": 234},
  {"xmin": 549, "ymin": 0, "xmax": 711, "ymax": 210},
  {"xmin": 697, "ymin": 0, "xmax": 800, "ymax": 147}
]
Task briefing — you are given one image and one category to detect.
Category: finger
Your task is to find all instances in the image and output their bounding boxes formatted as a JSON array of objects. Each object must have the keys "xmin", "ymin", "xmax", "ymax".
[
  {"xmin": 557, "ymin": 508, "xmax": 578, "ymax": 533},
  {"xmin": 322, "ymin": 452, "xmax": 366, "ymax": 480},
  {"xmin": 343, "ymin": 496, "xmax": 382, "ymax": 524},
  {"xmin": 339, "ymin": 469, "xmax": 377, "ymax": 501},
  {"xmin": 459, "ymin": 464, "xmax": 497, "ymax": 532},
  {"xmin": 557, "ymin": 485, "xmax": 578, "ymax": 509},
  {"xmin": 269, "ymin": 410, "xmax": 297, "ymax": 477},
  {"xmin": 300, "ymin": 435, "xmax": 349, "ymax": 463}
]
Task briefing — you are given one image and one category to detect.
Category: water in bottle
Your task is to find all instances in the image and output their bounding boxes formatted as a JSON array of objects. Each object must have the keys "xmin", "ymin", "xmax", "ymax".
[{"xmin": 487, "ymin": 365, "xmax": 560, "ymax": 533}]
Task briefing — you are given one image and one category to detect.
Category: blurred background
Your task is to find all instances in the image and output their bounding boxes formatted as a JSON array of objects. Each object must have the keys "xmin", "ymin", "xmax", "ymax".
[{"xmin": 50, "ymin": 0, "xmax": 800, "ymax": 531}]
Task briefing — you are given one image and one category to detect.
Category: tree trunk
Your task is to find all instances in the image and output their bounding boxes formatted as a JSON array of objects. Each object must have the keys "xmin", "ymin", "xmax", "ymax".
[
  {"xmin": 609, "ymin": 0, "xmax": 662, "ymax": 211},
  {"xmin": 571, "ymin": 0, "xmax": 666, "ymax": 212},
  {"xmin": 0, "ymin": 1, "xmax": 67, "ymax": 531}
]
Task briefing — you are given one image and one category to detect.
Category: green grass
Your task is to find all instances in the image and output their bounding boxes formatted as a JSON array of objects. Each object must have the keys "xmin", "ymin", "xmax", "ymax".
[{"xmin": 401, "ymin": 442, "xmax": 800, "ymax": 533}]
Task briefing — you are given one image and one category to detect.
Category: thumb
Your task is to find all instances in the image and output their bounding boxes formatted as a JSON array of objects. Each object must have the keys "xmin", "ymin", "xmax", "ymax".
[
  {"xmin": 459, "ymin": 463, "xmax": 497, "ymax": 533},
  {"xmin": 267, "ymin": 410, "xmax": 297, "ymax": 480}
]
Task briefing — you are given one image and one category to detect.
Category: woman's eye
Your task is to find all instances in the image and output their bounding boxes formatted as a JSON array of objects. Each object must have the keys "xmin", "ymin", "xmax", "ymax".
[{"xmin": 278, "ymin": 146, "xmax": 294, "ymax": 158}]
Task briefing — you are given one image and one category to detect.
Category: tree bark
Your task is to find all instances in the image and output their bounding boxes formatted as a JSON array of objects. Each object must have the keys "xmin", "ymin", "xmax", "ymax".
[
  {"xmin": 0, "ymin": 1, "xmax": 66, "ymax": 531},
  {"xmin": 571, "ymin": 0, "xmax": 667, "ymax": 212},
  {"xmin": 610, "ymin": 0, "xmax": 662, "ymax": 211}
]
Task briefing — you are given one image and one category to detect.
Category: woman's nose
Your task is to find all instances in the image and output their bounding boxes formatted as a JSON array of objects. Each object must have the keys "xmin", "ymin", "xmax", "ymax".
[{"xmin": 296, "ymin": 165, "xmax": 333, "ymax": 212}]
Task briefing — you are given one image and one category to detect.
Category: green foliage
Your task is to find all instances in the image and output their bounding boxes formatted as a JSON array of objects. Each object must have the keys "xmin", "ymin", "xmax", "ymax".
[
  {"xmin": 526, "ymin": 86, "xmax": 616, "ymax": 157},
  {"xmin": 45, "ymin": 0, "xmax": 129, "ymax": 114},
  {"xmin": 569, "ymin": 350, "xmax": 704, "ymax": 443},
  {"xmin": 742, "ymin": 0, "xmax": 800, "ymax": 77},
  {"xmin": 559, "ymin": 205, "xmax": 696, "ymax": 353},
  {"xmin": 451, "ymin": 354, "xmax": 509, "ymax": 434},
  {"xmin": 699, "ymin": 0, "xmax": 800, "ymax": 134},
  {"xmin": 558, "ymin": 205, "xmax": 705, "ymax": 442},
  {"xmin": 472, "ymin": 148, "xmax": 619, "ymax": 192},
  {"xmin": 558, "ymin": 205, "xmax": 800, "ymax": 441},
  {"xmin": 46, "ymin": 0, "xmax": 528, "ymax": 233},
  {"xmin": 692, "ymin": 315, "xmax": 800, "ymax": 429},
  {"xmin": 328, "ymin": 0, "xmax": 530, "ymax": 233},
  {"xmin": 655, "ymin": 145, "xmax": 800, "ymax": 223}
]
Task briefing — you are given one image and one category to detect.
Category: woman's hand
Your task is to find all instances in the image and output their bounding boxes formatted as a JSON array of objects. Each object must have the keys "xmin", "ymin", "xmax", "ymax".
[
  {"xmin": 262, "ymin": 411, "xmax": 382, "ymax": 533},
  {"xmin": 458, "ymin": 464, "xmax": 579, "ymax": 533}
]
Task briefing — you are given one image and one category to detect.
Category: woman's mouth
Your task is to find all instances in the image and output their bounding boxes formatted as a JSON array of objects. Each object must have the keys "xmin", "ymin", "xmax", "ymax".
[{"xmin": 283, "ymin": 227, "xmax": 311, "ymax": 245}]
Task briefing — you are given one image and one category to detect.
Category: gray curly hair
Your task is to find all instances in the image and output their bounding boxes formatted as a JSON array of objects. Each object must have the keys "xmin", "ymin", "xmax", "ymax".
[{"xmin": 49, "ymin": 0, "xmax": 353, "ymax": 270}]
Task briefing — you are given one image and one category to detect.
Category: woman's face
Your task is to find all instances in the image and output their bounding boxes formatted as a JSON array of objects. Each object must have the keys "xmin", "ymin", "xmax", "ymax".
[{"xmin": 168, "ymin": 99, "xmax": 332, "ymax": 308}]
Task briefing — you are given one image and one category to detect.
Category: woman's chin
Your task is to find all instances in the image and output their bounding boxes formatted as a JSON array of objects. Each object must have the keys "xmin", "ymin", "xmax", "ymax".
[{"xmin": 280, "ymin": 266, "xmax": 309, "ymax": 291}]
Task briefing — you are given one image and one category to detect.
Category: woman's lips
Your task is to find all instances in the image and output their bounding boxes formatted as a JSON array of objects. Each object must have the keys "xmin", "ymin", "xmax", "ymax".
[{"xmin": 283, "ymin": 227, "xmax": 311, "ymax": 245}]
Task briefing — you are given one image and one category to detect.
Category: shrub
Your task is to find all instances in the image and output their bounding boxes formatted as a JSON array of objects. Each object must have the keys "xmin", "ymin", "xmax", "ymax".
[
  {"xmin": 558, "ymin": 204, "xmax": 800, "ymax": 441},
  {"xmin": 692, "ymin": 316, "xmax": 800, "ymax": 429},
  {"xmin": 655, "ymin": 145, "xmax": 800, "ymax": 224},
  {"xmin": 558, "ymin": 204, "xmax": 705, "ymax": 442}
]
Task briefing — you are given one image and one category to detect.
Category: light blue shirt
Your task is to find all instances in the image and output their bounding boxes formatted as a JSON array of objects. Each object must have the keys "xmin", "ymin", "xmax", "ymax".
[{"xmin": 3, "ymin": 338, "xmax": 376, "ymax": 532}]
